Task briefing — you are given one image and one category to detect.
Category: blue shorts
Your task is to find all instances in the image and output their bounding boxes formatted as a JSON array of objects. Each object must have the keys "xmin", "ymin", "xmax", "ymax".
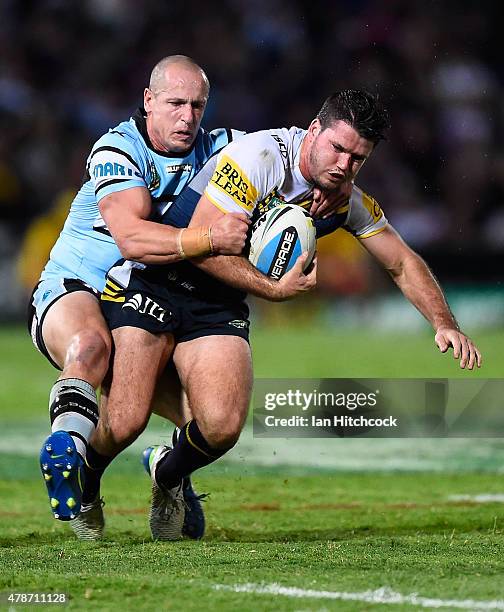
[{"xmin": 28, "ymin": 278, "xmax": 100, "ymax": 369}]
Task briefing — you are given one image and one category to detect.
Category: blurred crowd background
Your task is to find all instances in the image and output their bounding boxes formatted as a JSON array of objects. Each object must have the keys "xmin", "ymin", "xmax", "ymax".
[{"xmin": 1, "ymin": 0, "xmax": 502, "ymax": 327}]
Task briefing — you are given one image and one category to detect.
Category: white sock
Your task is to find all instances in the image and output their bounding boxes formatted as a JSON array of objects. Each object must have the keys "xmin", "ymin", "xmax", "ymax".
[{"xmin": 49, "ymin": 378, "xmax": 99, "ymax": 459}]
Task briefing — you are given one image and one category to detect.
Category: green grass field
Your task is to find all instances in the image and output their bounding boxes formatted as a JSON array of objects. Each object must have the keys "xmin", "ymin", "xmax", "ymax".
[{"xmin": 1, "ymin": 325, "xmax": 504, "ymax": 611}]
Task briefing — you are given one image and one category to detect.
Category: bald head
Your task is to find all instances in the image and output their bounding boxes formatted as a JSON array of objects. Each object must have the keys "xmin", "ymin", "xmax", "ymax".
[
  {"xmin": 149, "ymin": 55, "xmax": 210, "ymax": 97},
  {"xmin": 144, "ymin": 55, "xmax": 210, "ymax": 153}
]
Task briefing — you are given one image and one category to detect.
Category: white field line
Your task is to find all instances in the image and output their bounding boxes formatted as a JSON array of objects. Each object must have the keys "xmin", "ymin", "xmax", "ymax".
[
  {"xmin": 213, "ymin": 583, "xmax": 504, "ymax": 610},
  {"xmin": 3, "ymin": 422, "xmax": 504, "ymax": 472},
  {"xmin": 449, "ymin": 494, "xmax": 504, "ymax": 503}
]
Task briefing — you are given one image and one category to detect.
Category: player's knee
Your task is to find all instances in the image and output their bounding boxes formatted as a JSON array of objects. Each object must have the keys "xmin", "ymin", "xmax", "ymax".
[
  {"xmin": 204, "ymin": 414, "xmax": 244, "ymax": 449},
  {"xmin": 65, "ymin": 328, "xmax": 112, "ymax": 374},
  {"xmin": 102, "ymin": 412, "xmax": 149, "ymax": 450}
]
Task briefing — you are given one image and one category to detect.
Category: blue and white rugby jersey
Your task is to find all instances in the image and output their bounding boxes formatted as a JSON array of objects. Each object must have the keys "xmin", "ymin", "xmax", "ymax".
[{"xmin": 41, "ymin": 108, "xmax": 241, "ymax": 292}]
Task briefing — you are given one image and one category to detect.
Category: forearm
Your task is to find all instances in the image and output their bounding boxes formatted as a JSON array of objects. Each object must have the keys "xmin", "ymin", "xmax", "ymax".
[
  {"xmin": 390, "ymin": 253, "xmax": 459, "ymax": 331},
  {"xmin": 117, "ymin": 222, "xmax": 214, "ymax": 265},
  {"xmin": 99, "ymin": 188, "xmax": 213, "ymax": 264},
  {"xmin": 187, "ymin": 194, "xmax": 314, "ymax": 300},
  {"xmin": 193, "ymin": 255, "xmax": 284, "ymax": 301},
  {"xmin": 116, "ymin": 219, "xmax": 181, "ymax": 263}
]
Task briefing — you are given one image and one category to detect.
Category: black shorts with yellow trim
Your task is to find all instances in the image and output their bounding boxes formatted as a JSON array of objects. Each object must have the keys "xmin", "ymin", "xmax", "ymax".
[{"xmin": 101, "ymin": 272, "xmax": 250, "ymax": 343}]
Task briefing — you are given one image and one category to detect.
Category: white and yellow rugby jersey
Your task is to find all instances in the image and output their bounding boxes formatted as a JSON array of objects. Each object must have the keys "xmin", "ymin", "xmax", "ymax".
[
  {"xmin": 343, "ymin": 185, "xmax": 387, "ymax": 238},
  {"xmin": 203, "ymin": 126, "xmax": 387, "ymax": 239}
]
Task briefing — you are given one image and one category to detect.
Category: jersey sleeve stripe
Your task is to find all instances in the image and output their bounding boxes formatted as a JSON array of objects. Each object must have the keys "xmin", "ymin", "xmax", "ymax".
[
  {"xmin": 93, "ymin": 226, "xmax": 112, "ymax": 237},
  {"xmin": 95, "ymin": 178, "xmax": 130, "ymax": 195},
  {"xmin": 358, "ymin": 225, "xmax": 388, "ymax": 239},
  {"xmin": 89, "ymin": 146, "xmax": 141, "ymax": 172}
]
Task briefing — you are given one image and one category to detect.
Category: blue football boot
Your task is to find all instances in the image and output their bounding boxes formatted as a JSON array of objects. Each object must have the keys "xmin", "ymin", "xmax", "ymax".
[{"xmin": 39, "ymin": 431, "xmax": 83, "ymax": 521}]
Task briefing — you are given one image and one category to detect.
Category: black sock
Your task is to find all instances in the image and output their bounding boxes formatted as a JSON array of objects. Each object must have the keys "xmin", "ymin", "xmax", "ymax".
[
  {"xmin": 82, "ymin": 445, "xmax": 114, "ymax": 504},
  {"xmin": 155, "ymin": 420, "xmax": 234, "ymax": 489}
]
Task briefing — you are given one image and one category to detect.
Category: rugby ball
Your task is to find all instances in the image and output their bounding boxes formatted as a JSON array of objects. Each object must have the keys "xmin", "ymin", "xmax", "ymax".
[{"xmin": 248, "ymin": 205, "xmax": 316, "ymax": 279}]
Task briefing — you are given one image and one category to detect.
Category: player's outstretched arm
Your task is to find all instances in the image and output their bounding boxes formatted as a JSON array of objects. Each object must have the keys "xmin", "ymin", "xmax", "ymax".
[
  {"xmin": 99, "ymin": 187, "xmax": 247, "ymax": 263},
  {"xmin": 188, "ymin": 195, "xmax": 316, "ymax": 301},
  {"xmin": 361, "ymin": 225, "xmax": 482, "ymax": 370}
]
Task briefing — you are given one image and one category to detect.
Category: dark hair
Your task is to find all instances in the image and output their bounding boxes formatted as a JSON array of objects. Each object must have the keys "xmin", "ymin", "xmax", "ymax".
[{"xmin": 316, "ymin": 90, "xmax": 390, "ymax": 146}]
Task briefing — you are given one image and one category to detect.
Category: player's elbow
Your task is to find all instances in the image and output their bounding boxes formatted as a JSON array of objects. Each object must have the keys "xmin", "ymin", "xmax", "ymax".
[
  {"xmin": 387, "ymin": 251, "xmax": 425, "ymax": 282},
  {"xmin": 116, "ymin": 235, "xmax": 146, "ymax": 261},
  {"xmin": 386, "ymin": 261, "xmax": 405, "ymax": 280}
]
